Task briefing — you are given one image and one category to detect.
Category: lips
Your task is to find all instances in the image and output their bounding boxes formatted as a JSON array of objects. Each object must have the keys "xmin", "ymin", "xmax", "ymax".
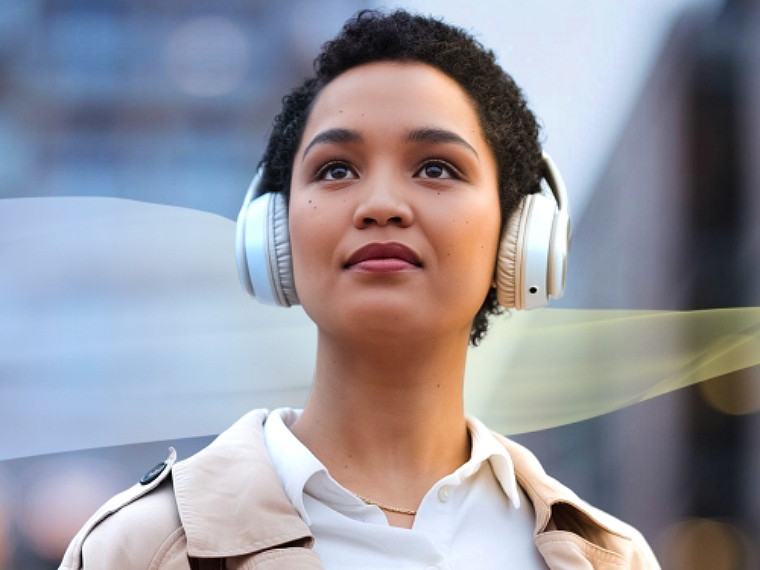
[{"xmin": 344, "ymin": 242, "xmax": 422, "ymax": 272}]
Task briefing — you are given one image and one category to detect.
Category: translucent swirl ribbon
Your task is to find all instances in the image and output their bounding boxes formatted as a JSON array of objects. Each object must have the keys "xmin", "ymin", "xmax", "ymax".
[{"xmin": 1, "ymin": 197, "xmax": 758, "ymax": 459}]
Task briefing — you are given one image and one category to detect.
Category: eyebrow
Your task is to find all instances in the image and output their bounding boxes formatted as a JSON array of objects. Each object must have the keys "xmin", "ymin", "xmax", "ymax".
[
  {"xmin": 407, "ymin": 128, "xmax": 479, "ymax": 159},
  {"xmin": 300, "ymin": 126, "xmax": 479, "ymax": 161},
  {"xmin": 301, "ymin": 128, "xmax": 362, "ymax": 161}
]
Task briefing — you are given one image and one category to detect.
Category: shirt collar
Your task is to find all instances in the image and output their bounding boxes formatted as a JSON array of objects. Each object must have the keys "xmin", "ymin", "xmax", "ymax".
[
  {"xmin": 265, "ymin": 408, "xmax": 522, "ymax": 519},
  {"xmin": 264, "ymin": 407, "xmax": 327, "ymax": 524},
  {"xmin": 464, "ymin": 416, "xmax": 522, "ymax": 509}
]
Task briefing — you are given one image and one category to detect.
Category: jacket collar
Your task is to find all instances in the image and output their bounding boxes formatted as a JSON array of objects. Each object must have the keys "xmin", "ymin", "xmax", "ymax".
[
  {"xmin": 170, "ymin": 409, "xmax": 635, "ymax": 560},
  {"xmin": 171, "ymin": 409, "xmax": 314, "ymax": 558},
  {"xmin": 494, "ymin": 433, "xmax": 633, "ymax": 543}
]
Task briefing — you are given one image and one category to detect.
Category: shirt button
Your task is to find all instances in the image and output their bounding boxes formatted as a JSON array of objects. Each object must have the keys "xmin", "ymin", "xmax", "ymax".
[{"xmin": 437, "ymin": 485, "xmax": 451, "ymax": 503}]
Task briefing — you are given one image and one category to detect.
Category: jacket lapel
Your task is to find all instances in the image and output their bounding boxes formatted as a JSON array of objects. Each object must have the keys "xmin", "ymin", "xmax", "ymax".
[{"xmin": 172, "ymin": 410, "xmax": 315, "ymax": 559}]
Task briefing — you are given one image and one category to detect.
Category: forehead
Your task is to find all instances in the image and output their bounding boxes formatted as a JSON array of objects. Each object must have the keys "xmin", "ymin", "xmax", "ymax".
[{"xmin": 300, "ymin": 61, "xmax": 486, "ymax": 148}]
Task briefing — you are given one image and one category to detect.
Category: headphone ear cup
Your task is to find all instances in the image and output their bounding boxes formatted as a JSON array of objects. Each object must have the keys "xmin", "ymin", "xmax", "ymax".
[
  {"xmin": 236, "ymin": 189, "xmax": 299, "ymax": 307},
  {"xmin": 495, "ymin": 153, "xmax": 571, "ymax": 310},
  {"xmin": 496, "ymin": 190, "xmax": 562, "ymax": 310}
]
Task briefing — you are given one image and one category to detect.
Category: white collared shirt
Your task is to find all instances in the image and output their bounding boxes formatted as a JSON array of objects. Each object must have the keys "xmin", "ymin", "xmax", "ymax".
[{"xmin": 264, "ymin": 408, "xmax": 546, "ymax": 569}]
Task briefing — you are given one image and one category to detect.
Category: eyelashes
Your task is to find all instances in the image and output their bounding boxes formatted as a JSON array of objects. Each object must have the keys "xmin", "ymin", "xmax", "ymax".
[
  {"xmin": 415, "ymin": 159, "xmax": 462, "ymax": 180},
  {"xmin": 315, "ymin": 160, "xmax": 357, "ymax": 181},
  {"xmin": 313, "ymin": 159, "xmax": 463, "ymax": 182}
]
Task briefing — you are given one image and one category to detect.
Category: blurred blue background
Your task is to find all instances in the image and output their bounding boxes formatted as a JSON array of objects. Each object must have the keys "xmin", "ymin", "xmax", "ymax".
[{"xmin": 1, "ymin": 0, "xmax": 759, "ymax": 568}]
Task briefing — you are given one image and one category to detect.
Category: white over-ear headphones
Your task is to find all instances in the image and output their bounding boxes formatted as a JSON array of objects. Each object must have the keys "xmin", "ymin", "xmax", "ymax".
[
  {"xmin": 235, "ymin": 152, "xmax": 570, "ymax": 310},
  {"xmin": 495, "ymin": 152, "xmax": 571, "ymax": 309}
]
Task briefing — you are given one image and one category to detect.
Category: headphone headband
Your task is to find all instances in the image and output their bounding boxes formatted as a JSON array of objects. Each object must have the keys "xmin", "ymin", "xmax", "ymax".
[{"xmin": 235, "ymin": 169, "xmax": 264, "ymax": 297}]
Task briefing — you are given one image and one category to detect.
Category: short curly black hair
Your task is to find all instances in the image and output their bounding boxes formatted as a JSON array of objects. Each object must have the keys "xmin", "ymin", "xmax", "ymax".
[{"xmin": 260, "ymin": 9, "xmax": 543, "ymax": 345}]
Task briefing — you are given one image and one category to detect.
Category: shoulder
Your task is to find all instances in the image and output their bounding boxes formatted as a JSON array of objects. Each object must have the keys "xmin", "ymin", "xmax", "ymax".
[
  {"xmin": 59, "ymin": 448, "xmax": 187, "ymax": 570},
  {"xmin": 59, "ymin": 409, "xmax": 277, "ymax": 570}
]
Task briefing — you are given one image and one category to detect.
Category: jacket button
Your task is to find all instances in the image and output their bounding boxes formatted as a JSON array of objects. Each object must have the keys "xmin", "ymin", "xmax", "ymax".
[{"xmin": 140, "ymin": 461, "xmax": 167, "ymax": 485}]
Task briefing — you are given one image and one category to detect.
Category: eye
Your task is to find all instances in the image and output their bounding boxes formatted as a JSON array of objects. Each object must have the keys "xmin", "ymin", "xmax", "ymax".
[
  {"xmin": 316, "ymin": 161, "xmax": 357, "ymax": 181},
  {"xmin": 416, "ymin": 160, "xmax": 460, "ymax": 180}
]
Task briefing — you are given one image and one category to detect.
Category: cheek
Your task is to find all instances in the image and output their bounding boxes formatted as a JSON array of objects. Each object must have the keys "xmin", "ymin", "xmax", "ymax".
[
  {"xmin": 288, "ymin": 200, "xmax": 340, "ymax": 296},
  {"xmin": 289, "ymin": 209, "xmax": 321, "ymax": 279},
  {"xmin": 433, "ymin": 208, "xmax": 500, "ymax": 316},
  {"xmin": 448, "ymin": 209, "xmax": 501, "ymax": 268}
]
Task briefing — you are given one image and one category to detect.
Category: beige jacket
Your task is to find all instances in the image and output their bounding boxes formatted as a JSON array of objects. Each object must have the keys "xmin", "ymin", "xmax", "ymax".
[{"xmin": 60, "ymin": 409, "xmax": 660, "ymax": 569}]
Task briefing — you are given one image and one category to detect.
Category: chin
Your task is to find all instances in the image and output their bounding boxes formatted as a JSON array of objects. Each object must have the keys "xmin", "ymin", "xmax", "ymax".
[{"xmin": 315, "ymin": 300, "xmax": 471, "ymax": 346}]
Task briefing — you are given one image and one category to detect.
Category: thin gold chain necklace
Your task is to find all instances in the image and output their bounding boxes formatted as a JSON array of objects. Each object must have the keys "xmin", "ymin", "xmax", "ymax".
[{"xmin": 353, "ymin": 492, "xmax": 417, "ymax": 516}]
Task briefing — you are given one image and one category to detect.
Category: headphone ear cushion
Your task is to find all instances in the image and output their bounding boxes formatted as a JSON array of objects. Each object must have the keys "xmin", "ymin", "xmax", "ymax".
[
  {"xmin": 236, "ymin": 190, "xmax": 299, "ymax": 307},
  {"xmin": 495, "ymin": 196, "xmax": 529, "ymax": 309},
  {"xmin": 269, "ymin": 192, "xmax": 299, "ymax": 307}
]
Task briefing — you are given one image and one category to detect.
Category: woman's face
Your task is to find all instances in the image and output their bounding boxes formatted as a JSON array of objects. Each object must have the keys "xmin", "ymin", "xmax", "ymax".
[{"xmin": 289, "ymin": 61, "xmax": 501, "ymax": 343}]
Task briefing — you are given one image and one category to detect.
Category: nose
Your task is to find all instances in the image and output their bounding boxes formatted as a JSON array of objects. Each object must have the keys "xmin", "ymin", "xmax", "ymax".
[{"xmin": 352, "ymin": 173, "xmax": 414, "ymax": 229}]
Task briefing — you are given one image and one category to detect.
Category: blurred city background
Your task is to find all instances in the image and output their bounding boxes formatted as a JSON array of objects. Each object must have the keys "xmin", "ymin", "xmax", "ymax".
[{"xmin": 1, "ymin": 0, "xmax": 759, "ymax": 568}]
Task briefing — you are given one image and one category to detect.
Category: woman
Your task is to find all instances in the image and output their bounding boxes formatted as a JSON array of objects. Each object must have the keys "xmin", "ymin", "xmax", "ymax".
[{"xmin": 61, "ymin": 10, "xmax": 659, "ymax": 569}]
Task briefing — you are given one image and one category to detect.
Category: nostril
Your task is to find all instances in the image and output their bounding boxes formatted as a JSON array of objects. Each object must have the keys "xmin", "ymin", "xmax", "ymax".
[{"xmin": 362, "ymin": 215, "xmax": 404, "ymax": 226}]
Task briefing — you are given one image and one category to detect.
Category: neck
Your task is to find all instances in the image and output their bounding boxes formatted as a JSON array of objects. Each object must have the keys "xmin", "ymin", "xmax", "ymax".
[{"xmin": 290, "ymin": 329, "xmax": 472, "ymax": 514}]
